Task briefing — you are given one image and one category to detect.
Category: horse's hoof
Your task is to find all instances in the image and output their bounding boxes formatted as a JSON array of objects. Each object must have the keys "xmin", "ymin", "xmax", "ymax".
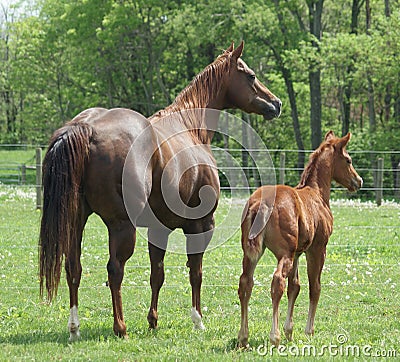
[
  {"xmin": 68, "ymin": 330, "xmax": 80, "ymax": 342},
  {"xmin": 68, "ymin": 322, "xmax": 80, "ymax": 342},
  {"xmin": 191, "ymin": 307, "xmax": 205, "ymax": 330}
]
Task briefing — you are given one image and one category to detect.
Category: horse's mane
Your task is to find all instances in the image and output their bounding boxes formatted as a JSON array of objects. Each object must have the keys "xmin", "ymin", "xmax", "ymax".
[
  {"xmin": 296, "ymin": 142, "xmax": 333, "ymax": 189},
  {"xmin": 150, "ymin": 50, "xmax": 232, "ymax": 142}
]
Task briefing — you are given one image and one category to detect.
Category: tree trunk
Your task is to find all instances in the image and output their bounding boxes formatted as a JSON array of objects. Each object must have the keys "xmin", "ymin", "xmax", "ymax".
[
  {"xmin": 270, "ymin": 0, "xmax": 306, "ymax": 173},
  {"xmin": 282, "ymin": 66, "xmax": 306, "ymax": 175},
  {"xmin": 341, "ymin": 0, "xmax": 363, "ymax": 136},
  {"xmin": 308, "ymin": 0, "xmax": 324, "ymax": 149},
  {"xmin": 241, "ymin": 113, "xmax": 249, "ymax": 189}
]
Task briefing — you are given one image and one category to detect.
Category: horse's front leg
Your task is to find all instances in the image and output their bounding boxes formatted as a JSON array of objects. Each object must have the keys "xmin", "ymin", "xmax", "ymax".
[
  {"xmin": 147, "ymin": 228, "xmax": 170, "ymax": 329},
  {"xmin": 185, "ymin": 217, "xmax": 214, "ymax": 330},
  {"xmin": 305, "ymin": 244, "xmax": 326, "ymax": 337},
  {"xmin": 284, "ymin": 255, "xmax": 301, "ymax": 341}
]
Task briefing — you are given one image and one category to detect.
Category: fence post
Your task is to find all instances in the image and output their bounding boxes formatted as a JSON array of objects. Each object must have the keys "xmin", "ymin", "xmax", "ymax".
[
  {"xmin": 376, "ymin": 157, "xmax": 384, "ymax": 206},
  {"xmin": 279, "ymin": 152, "xmax": 285, "ymax": 185},
  {"xmin": 395, "ymin": 162, "xmax": 400, "ymax": 200},
  {"xmin": 21, "ymin": 164, "xmax": 26, "ymax": 185},
  {"xmin": 36, "ymin": 148, "xmax": 42, "ymax": 210}
]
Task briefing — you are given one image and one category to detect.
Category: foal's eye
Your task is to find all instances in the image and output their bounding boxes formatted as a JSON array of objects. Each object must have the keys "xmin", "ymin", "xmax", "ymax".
[
  {"xmin": 346, "ymin": 158, "xmax": 352, "ymax": 164},
  {"xmin": 248, "ymin": 73, "xmax": 256, "ymax": 82}
]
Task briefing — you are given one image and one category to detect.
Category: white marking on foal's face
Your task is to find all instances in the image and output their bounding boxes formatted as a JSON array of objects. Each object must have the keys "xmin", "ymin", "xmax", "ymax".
[
  {"xmin": 191, "ymin": 307, "xmax": 205, "ymax": 330},
  {"xmin": 68, "ymin": 305, "xmax": 80, "ymax": 341}
]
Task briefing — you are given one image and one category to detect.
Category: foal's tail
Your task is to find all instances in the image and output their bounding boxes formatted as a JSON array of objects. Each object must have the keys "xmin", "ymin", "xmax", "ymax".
[
  {"xmin": 39, "ymin": 120, "xmax": 93, "ymax": 302},
  {"xmin": 241, "ymin": 202, "xmax": 270, "ymax": 260}
]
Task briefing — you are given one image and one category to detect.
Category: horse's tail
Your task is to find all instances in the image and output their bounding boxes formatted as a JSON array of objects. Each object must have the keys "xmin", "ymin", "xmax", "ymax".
[
  {"xmin": 39, "ymin": 120, "xmax": 93, "ymax": 302},
  {"xmin": 241, "ymin": 202, "xmax": 270, "ymax": 260}
]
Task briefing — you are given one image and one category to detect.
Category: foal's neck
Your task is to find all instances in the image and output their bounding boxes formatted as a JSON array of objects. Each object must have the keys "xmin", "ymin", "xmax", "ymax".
[{"xmin": 297, "ymin": 149, "xmax": 333, "ymax": 205}]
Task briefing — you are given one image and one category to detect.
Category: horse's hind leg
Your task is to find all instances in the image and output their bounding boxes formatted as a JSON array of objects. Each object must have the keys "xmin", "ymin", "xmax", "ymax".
[
  {"xmin": 284, "ymin": 255, "xmax": 300, "ymax": 341},
  {"xmin": 237, "ymin": 253, "xmax": 260, "ymax": 348},
  {"xmin": 65, "ymin": 205, "xmax": 90, "ymax": 342},
  {"xmin": 147, "ymin": 228, "xmax": 170, "ymax": 329},
  {"xmin": 106, "ymin": 219, "xmax": 136, "ymax": 338}
]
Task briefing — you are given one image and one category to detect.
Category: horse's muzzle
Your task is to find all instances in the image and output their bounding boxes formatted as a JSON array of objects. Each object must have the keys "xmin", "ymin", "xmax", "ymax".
[
  {"xmin": 261, "ymin": 98, "xmax": 282, "ymax": 120},
  {"xmin": 349, "ymin": 176, "xmax": 363, "ymax": 192}
]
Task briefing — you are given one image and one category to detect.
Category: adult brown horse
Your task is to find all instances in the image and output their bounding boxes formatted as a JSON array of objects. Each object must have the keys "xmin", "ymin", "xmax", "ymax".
[
  {"xmin": 237, "ymin": 131, "xmax": 362, "ymax": 348},
  {"xmin": 39, "ymin": 41, "xmax": 282, "ymax": 341}
]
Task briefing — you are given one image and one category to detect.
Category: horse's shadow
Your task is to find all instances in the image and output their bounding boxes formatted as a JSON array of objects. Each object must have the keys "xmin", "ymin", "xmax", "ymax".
[
  {"xmin": 212, "ymin": 337, "xmax": 268, "ymax": 355},
  {"xmin": 0, "ymin": 326, "xmax": 122, "ymax": 346}
]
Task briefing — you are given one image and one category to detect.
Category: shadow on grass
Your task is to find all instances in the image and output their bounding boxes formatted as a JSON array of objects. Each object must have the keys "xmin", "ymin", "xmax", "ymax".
[{"xmin": 0, "ymin": 324, "xmax": 153, "ymax": 346}]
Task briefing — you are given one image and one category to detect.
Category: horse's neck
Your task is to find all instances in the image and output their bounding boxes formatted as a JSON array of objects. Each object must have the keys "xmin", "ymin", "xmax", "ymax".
[
  {"xmin": 150, "ymin": 66, "xmax": 228, "ymax": 144},
  {"xmin": 151, "ymin": 103, "xmax": 224, "ymax": 145},
  {"xmin": 299, "ymin": 156, "xmax": 333, "ymax": 205}
]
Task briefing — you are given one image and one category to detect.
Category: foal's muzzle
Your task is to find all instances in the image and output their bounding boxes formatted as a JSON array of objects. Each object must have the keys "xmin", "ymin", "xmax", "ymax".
[{"xmin": 349, "ymin": 175, "xmax": 363, "ymax": 192}]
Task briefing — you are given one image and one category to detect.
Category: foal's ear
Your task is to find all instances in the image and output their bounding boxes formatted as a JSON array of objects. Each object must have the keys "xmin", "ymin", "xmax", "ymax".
[
  {"xmin": 337, "ymin": 132, "xmax": 351, "ymax": 149},
  {"xmin": 324, "ymin": 130, "xmax": 335, "ymax": 141},
  {"xmin": 226, "ymin": 42, "xmax": 234, "ymax": 53},
  {"xmin": 231, "ymin": 40, "xmax": 244, "ymax": 61}
]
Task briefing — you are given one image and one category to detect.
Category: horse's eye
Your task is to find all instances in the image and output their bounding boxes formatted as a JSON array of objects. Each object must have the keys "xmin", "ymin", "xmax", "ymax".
[
  {"xmin": 248, "ymin": 74, "xmax": 256, "ymax": 81},
  {"xmin": 346, "ymin": 158, "xmax": 352, "ymax": 164}
]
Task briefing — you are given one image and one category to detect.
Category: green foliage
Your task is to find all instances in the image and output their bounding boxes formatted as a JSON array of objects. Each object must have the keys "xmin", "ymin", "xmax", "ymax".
[{"xmin": 0, "ymin": 0, "xmax": 399, "ymax": 192}]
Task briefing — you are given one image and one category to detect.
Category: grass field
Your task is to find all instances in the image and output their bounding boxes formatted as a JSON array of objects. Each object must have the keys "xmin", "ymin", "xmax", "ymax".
[{"xmin": 0, "ymin": 185, "xmax": 399, "ymax": 361}]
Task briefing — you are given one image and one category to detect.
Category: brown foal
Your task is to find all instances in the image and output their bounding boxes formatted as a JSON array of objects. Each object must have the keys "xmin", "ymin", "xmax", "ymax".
[{"xmin": 237, "ymin": 131, "xmax": 363, "ymax": 348}]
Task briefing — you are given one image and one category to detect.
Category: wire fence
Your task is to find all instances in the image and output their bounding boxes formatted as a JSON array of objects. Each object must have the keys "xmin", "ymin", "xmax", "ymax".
[{"xmin": 0, "ymin": 144, "xmax": 399, "ymax": 206}]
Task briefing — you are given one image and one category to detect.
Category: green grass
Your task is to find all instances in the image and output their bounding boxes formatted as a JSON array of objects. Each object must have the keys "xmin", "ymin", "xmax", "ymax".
[{"xmin": 0, "ymin": 186, "xmax": 399, "ymax": 361}]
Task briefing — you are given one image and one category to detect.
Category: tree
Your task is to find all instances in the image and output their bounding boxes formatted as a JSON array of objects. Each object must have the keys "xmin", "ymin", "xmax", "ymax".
[{"xmin": 307, "ymin": 0, "xmax": 324, "ymax": 149}]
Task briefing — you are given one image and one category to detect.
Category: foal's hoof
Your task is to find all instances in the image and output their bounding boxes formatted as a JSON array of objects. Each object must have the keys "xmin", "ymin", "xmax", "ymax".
[
  {"xmin": 269, "ymin": 333, "xmax": 281, "ymax": 347},
  {"xmin": 236, "ymin": 340, "xmax": 250, "ymax": 350},
  {"xmin": 284, "ymin": 329, "xmax": 293, "ymax": 341}
]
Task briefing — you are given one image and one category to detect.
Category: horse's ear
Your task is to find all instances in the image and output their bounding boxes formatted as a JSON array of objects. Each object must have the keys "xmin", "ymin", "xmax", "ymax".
[
  {"xmin": 338, "ymin": 132, "xmax": 351, "ymax": 148},
  {"xmin": 226, "ymin": 42, "xmax": 234, "ymax": 53},
  {"xmin": 231, "ymin": 40, "xmax": 244, "ymax": 61},
  {"xmin": 324, "ymin": 130, "xmax": 335, "ymax": 141}
]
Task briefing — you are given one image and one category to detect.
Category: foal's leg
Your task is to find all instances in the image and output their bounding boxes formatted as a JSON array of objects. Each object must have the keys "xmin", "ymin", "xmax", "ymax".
[
  {"xmin": 283, "ymin": 255, "xmax": 300, "ymax": 341},
  {"xmin": 65, "ymin": 207, "xmax": 90, "ymax": 342},
  {"xmin": 305, "ymin": 244, "xmax": 326, "ymax": 336},
  {"xmin": 147, "ymin": 228, "xmax": 169, "ymax": 329},
  {"xmin": 106, "ymin": 220, "xmax": 136, "ymax": 338},
  {"xmin": 237, "ymin": 253, "xmax": 262, "ymax": 348},
  {"xmin": 270, "ymin": 255, "xmax": 293, "ymax": 346}
]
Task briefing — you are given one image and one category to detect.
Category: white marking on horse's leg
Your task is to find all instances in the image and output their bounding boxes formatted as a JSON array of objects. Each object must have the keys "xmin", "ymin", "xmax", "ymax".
[
  {"xmin": 191, "ymin": 307, "xmax": 205, "ymax": 330},
  {"xmin": 68, "ymin": 305, "xmax": 80, "ymax": 342}
]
